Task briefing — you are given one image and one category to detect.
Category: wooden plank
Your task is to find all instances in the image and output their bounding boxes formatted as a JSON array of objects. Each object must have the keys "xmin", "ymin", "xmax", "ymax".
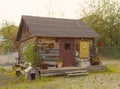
[
  {"xmin": 41, "ymin": 73, "xmax": 64, "ymax": 76},
  {"xmin": 42, "ymin": 58, "xmax": 58, "ymax": 61},
  {"xmin": 39, "ymin": 67, "xmax": 89, "ymax": 76},
  {"xmin": 42, "ymin": 61, "xmax": 57, "ymax": 66},
  {"xmin": 40, "ymin": 50, "xmax": 59, "ymax": 54},
  {"xmin": 41, "ymin": 54, "xmax": 60, "ymax": 56},
  {"xmin": 65, "ymin": 70, "xmax": 87, "ymax": 74},
  {"xmin": 20, "ymin": 36, "xmax": 33, "ymax": 43},
  {"xmin": 67, "ymin": 72, "xmax": 89, "ymax": 76},
  {"xmin": 40, "ymin": 67, "xmax": 85, "ymax": 72},
  {"xmin": 40, "ymin": 67, "xmax": 86, "ymax": 74}
]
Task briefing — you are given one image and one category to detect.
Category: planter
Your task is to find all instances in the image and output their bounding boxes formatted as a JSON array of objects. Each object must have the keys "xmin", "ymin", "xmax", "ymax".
[
  {"xmin": 98, "ymin": 41, "xmax": 104, "ymax": 47},
  {"xmin": 49, "ymin": 43, "xmax": 54, "ymax": 48},
  {"xmin": 57, "ymin": 62, "xmax": 63, "ymax": 68},
  {"xmin": 92, "ymin": 61, "xmax": 100, "ymax": 65}
]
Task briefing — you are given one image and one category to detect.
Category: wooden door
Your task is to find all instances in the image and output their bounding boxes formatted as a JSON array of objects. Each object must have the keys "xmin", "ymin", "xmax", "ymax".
[
  {"xmin": 59, "ymin": 38, "xmax": 75, "ymax": 66},
  {"xmin": 80, "ymin": 41, "xmax": 89, "ymax": 58}
]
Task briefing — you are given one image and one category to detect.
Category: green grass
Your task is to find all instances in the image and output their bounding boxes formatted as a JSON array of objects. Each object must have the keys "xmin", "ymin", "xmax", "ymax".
[
  {"xmin": 0, "ymin": 68, "xmax": 56, "ymax": 89},
  {"xmin": 0, "ymin": 70, "xmax": 22, "ymax": 87},
  {"xmin": 106, "ymin": 65, "xmax": 119, "ymax": 73},
  {"xmin": 0, "ymin": 67, "xmax": 5, "ymax": 71}
]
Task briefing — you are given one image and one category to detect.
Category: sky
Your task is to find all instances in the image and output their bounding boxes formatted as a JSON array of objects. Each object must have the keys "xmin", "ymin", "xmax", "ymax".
[{"xmin": 0, "ymin": 0, "xmax": 89, "ymax": 26}]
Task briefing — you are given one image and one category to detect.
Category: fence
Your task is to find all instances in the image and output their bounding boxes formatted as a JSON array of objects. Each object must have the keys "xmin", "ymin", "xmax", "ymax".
[
  {"xmin": 98, "ymin": 46, "xmax": 120, "ymax": 59},
  {"xmin": 0, "ymin": 49, "xmax": 18, "ymax": 67}
]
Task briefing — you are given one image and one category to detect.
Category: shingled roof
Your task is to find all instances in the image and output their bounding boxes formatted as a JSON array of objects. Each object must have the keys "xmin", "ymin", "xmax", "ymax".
[{"xmin": 17, "ymin": 15, "xmax": 100, "ymax": 40}]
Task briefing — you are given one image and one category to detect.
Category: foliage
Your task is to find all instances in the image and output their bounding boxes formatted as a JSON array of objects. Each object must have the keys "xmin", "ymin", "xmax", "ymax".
[
  {"xmin": 98, "ymin": 46, "xmax": 120, "ymax": 59},
  {"xmin": 0, "ymin": 67, "xmax": 26, "ymax": 88},
  {"xmin": 0, "ymin": 68, "xmax": 5, "ymax": 71},
  {"xmin": 24, "ymin": 62, "xmax": 30, "ymax": 67},
  {"xmin": 93, "ymin": 55, "xmax": 100, "ymax": 62},
  {"xmin": 81, "ymin": 0, "xmax": 120, "ymax": 46},
  {"xmin": 24, "ymin": 44, "xmax": 41, "ymax": 67},
  {"xmin": 0, "ymin": 21, "xmax": 18, "ymax": 53},
  {"xmin": 57, "ymin": 57, "xmax": 63, "ymax": 63}
]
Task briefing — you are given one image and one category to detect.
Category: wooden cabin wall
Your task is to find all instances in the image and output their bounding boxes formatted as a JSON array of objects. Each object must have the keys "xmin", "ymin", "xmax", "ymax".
[
  {"xmin": 75, "ymin": 38, "xmax": 97, "ymax": 58},
  {"xmin": 18, "ymin": 37, "xmax": 60, "ymax": 65},
  {"xmin": 38, "ymin": 38, "xmax": 60, "ymax": 66},
  {"xmin": 89, "ymin": 39, "xmax": 97, "ymax": 57},
  {"xmin": 20, "ymin": 26, "xmax": 33, "ymax": 42},
  {"xmin": 18, "ymin": 37, "xmax": 97, "ymax": 64}
]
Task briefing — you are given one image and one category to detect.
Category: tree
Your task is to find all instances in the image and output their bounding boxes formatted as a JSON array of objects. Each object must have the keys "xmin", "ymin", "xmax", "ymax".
[
  {"xmin": 81, "ymin": 0, "xmax": 120, "ymax": 46},
  {"xmin": 0, "ymin": 21, "xmax": 18, "ymax": 53}
]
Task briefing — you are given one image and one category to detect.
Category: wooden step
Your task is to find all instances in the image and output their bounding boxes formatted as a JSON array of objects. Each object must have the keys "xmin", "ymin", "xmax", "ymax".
[
  {"xmin": 67, "ymin": 72, "xmax": 89, "ymax": 76},
  {"xmin": 40, "ymin": 67, "xmax": 88, "ymax": 76},
  {"xmin": 65, "ymin": 69, "xmax": 88, "ymax": 76},
  {"xmin": 40, "ymin": 67, "xmax": 86, "ymax": 74},
  {"xmin": 41, "ymin": 72, "xmax": 64, "ymax": 76},
  {"xmin": 65, "ymin": 70, "xmax": 87, "ymax": 74}
]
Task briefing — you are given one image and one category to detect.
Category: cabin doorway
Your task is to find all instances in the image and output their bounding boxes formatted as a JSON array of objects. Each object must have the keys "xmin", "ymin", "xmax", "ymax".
[{"xmin": 59, "ymin": 38, "xmax": 75, "ymax": 66}]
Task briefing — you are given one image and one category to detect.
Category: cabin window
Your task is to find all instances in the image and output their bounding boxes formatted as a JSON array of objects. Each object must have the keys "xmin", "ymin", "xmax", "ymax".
[{"xmin": 65, "ymin": 43, "xmax": 71, "ymax": 50}]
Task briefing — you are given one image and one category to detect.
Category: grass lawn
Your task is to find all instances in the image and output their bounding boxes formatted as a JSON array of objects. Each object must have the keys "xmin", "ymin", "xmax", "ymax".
[{"xmin": 0, "ymin": 59, "xmax": 120, "ymax": 89}]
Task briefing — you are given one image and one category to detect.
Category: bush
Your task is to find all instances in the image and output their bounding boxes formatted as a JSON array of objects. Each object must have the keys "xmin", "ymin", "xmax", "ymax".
[{"xmin": 24, "ymin": 44, "xmax": 41, "ymax": 67}]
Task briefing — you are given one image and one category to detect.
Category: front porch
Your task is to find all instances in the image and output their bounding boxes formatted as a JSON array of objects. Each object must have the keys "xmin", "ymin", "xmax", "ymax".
[
  {"xmin": 39, "ymin": 65, "xmax": 106, "ymax": 77},
  {"xmin": 24, "ymin": 65, "xmax": 106, "ymax": 80},
  {"xmin": 40, "ymin": 66, "xmax": 88, "ymax": 76},
  {"xmin": 24, "ymin": 66, "xmax": 88, "ymax": 80}
]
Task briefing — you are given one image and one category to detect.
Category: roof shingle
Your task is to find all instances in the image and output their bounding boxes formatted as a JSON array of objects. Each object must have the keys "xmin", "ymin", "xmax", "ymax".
[{"xmin": 22, "ymin": 15, "xmax": 100, "ymax": 38}]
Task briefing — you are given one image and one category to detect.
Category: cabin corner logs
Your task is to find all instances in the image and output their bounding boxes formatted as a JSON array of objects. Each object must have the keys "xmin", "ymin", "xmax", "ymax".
[{"xmin": 17, "ymin": 37, "xmax": 97, "ymax": 66}]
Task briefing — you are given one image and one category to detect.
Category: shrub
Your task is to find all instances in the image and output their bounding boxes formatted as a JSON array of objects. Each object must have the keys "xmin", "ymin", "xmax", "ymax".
[
  {"xmin": 57, "ymin": 58, "xmax": 63, "ymax": 63},
  {"xmin": 24, "ymin": 44, "xmax": 41, "ymax": 67}
]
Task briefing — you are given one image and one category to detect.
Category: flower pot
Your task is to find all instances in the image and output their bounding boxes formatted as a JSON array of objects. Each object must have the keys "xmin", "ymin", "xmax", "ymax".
[
  {"xmin": 98, "ymin": 41, "xmax": 104, "ymax": 47},
  {"xmin": 57, "ymin": 62, "xmax": 63, "ymax": 68},
  {"xmin": 49, "ymin": 43, "xmax": 54, "ymax": 48},
  {"xmin": 92, "ymin": 61, "xmax": 100, "ymax": 65}
]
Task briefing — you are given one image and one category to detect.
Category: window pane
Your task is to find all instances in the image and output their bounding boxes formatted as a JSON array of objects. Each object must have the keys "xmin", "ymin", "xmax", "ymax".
[{"xmin": 65, "ymin": 43, "xmax": 71, "ymax": 50}]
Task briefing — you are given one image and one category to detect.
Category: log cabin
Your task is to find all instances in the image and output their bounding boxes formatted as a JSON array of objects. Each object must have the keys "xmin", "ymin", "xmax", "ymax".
[{"xmin": 15, "ymin": 15, "xmax": 100, "ymax": 68}]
